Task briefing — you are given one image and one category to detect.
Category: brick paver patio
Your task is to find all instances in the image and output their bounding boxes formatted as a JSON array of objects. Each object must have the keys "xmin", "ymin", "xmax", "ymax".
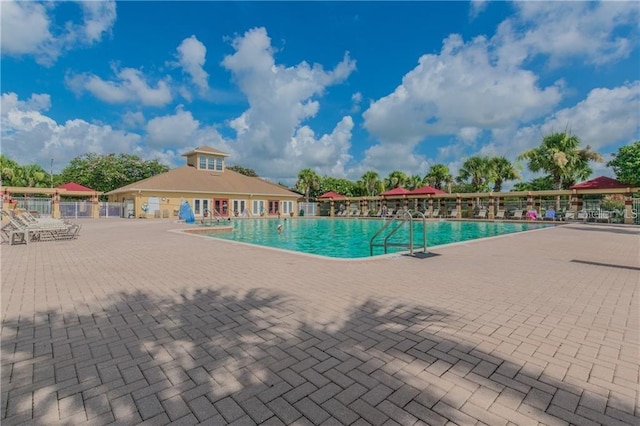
[{"xmin": 1, "ymin": 219, "xmax": 638, "ymax": 425}]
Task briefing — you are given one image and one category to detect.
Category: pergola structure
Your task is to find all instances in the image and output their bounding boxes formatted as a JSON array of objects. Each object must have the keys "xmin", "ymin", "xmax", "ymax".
[
  {"xmin": 321, "ymin": 177, "xmax": 638, "ymax": 224},
  {"xmin": 317, "ymin": 191, "xmax": 346, "ymax": 217},
  {"xmin": 1, "ymin": 183, "xmax": 103, "ymax": 219}
]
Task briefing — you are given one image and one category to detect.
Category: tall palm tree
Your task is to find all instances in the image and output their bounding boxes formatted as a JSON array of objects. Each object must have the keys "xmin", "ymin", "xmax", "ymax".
[
  {"xmin": 384, "ymin": 171, "xmax": 408, "ymax": 190},
  {"xmin": 424, "ymin": 164, "xmax": 453, "ymax": 191},
  {"xmin": 518, "ymin": 132, "xmax": 603, "ymax": 190},
  {"xmin": 490, "ymin": 156, "xmax": 520, "ymax": 192},
  {"xmin": 358, "ymin": 170, "xmax": 383, "ymax": 196},
  {"xmin": 406, "ymin": 174, "xmax": 425, "ymax": 190},
  {"xmin": 295, "ymin": 168, "xmax": 321, "ymax": 202},
  {"xmin": 457, "ymin": 156, "xmax": 492, "ymax": 192}
]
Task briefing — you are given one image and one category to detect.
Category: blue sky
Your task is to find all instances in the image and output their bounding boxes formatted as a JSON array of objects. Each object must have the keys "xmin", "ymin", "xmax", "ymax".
[{"xmin": 2, "ymin": 1, "xmax": 639, "ymax": 186}]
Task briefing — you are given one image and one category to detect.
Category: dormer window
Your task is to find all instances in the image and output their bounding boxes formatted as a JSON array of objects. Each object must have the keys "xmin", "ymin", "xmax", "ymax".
[
  {"xmin": 198, "ymin": 155, "xmax": 224, "ymax": 171},
  {"xmin": 183, "ymin": 147, "xmax": 229, "ymax": 170}
]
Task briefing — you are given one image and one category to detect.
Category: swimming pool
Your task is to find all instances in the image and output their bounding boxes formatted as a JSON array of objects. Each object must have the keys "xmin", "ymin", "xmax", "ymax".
[{"xmin": 206, "ymin": 218, "xmax": 553, "ymax": 259}]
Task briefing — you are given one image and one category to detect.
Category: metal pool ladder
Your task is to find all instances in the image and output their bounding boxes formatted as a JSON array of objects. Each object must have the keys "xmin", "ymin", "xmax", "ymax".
[{"xmin": 370, "ymin": 210, "xmax": 427, "ymax": 256}]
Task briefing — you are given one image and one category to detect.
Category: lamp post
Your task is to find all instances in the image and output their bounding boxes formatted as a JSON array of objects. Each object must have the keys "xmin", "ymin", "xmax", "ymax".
[{"xmin": 50, "ymin": 158, "xmax": 54, "ymax": 188}]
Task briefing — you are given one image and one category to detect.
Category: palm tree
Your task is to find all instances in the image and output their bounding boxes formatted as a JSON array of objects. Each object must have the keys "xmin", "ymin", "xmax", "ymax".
[
  {"xmin": 406, "ymin": 174, "xmax": 425, "ymax": 190},
  {"xmin": 14, "ymin": 165, "xmax": 48, "ymax": 187},
  {"xmin": 384, "ymin": 171, "xmax": 408, "ymax": 190},
  {"xmin": 358, "ymin": 170, "xmax": 383, "ymax": 196},
  {"xmin": 295, "ymin": 168, "xmax": 321, "ymax": 202},
  {"xmin": 457, "ymin": 156, "xmax": 492, "ymax": 192},
  {"xmin": 424, "ymin": 164, "xmax": 453, "ymax": 191},
  {"xmin": 490, "ymin": 156, "xmax": 520, "ymax": 192},
  {"xmin": 518, "ymin": 131, "xmax": 603, "ymax": 190}
]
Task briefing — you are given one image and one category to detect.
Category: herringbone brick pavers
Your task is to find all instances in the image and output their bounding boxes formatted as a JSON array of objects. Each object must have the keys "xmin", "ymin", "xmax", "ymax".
[{"xmin": 1, "ymin": 219, "xmax": 638, "ymax": 425}]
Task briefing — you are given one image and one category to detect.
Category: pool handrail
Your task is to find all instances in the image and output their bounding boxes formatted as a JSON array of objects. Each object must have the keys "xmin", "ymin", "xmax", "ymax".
[{"xmin": 370, "ymin": 210, "xmax": 427, "ymax": 256}]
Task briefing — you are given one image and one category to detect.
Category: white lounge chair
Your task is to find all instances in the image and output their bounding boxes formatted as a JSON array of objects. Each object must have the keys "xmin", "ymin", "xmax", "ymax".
[{"xmin": 474, "ymin": 209, "xmax": 487, "ymax": 219}]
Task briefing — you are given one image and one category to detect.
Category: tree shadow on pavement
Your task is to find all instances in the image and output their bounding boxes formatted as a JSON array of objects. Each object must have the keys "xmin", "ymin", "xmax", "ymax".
[{"xmin": 1, "ymin": 287, "xmax": 637, "ymax": 425}]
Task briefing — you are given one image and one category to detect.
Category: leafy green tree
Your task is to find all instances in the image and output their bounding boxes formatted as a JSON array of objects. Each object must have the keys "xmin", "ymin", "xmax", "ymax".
[
  {"xmin": 424, "ymin": 164, "xmax": 453, "ymax": 191},
  {"xmin": 295, "ymin": 168, "xmax": 321, "ymax": 202},
  {"xmin": 518, "ymin": 131, "xmax": 604, "ymax": 190},
  {"xmin": 489, "ymin": 156, "xmax": 520, "ymax": 192},
  {"xmin": 384, "ymin": 171, "xmax": 408, "ymax": 190},
  {"xmin": 607, "ymin": 141, "xmax": 640, "ymax": 187},
  {"xmin": 406, "ymin": 174, "xmax": 425, "ymax": 190},
  {"xmin": 512, "ymin": 175, "xmax": 554, "ymax": 191},
  {"xmin": 357, "ymin": 170, "xmax": 383, "ymax": 196},
  {"xmin": 0, "ymin": 154, "xmax": 20, "ymax": 186},
  {"xmin": 60, "ymin": 153, "xmax": 169, "ymax": 194},
  {"xmin": 457, "ymin": 156, "xmax": 492, "ymax": 192},
  {"xmin": 449, "ymin": 182, "xmax": 476, "ymax": 193},
  {"xmin": 319, "ymin": 176, "xmax": 358, "ymax": 197},
  {"xmin": 227, "ymin": 165, "xmax": 259, "ymax": 177}
]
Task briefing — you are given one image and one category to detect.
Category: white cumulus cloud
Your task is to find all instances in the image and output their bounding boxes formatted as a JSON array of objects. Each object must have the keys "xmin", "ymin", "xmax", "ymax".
[
  {"xmin": 470, "ymin": 82, "xmax": 640, "ymax": 168},
  {"xmin": 469, "ymin": 0, "xmax": 488, "ymax": 20},
  {"xmin": 1, "ymin": 92, "xmax": 141, "ymax": 168},
  {"xmin": 175, "ymin": 35, "xmax": 210, "ymax": 94},
  {"xmin": 66, "ymin": 67, "xmax": 173, "ymax": 106},
  {"xmin": 146, "ymin": 107, "xmax": 201, "ymax": 147},
  {"xmin": 495, "ymin": 1, "xmax": 639, "ymax": 67},
  {"xmin": 221, "ymin": 27, "xmax": 357, "ymax": 178},
  {"xmin": 0, "ymin": 0, "xmax": 116, "ymax": 66},
  {"xmin": 361, "ymin": 33, "xmax": 561, "ymax": 172}
]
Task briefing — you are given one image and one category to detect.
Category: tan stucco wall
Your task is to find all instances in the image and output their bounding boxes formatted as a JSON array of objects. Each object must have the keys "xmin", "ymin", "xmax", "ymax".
[{"xmin": 108, "ymin": 191, "xmax": 299, "ymax": 219}]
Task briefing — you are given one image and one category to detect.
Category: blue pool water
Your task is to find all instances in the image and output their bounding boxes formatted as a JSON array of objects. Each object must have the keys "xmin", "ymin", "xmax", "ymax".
[{"xmin": 206, "ymin": 218, "xmax": 552, "ymax": 259}]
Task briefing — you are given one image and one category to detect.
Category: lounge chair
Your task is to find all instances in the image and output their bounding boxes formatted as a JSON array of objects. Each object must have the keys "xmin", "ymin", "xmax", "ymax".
[
  {"xmin": 495, "ymin": 210, "xmax": 506, "ymax": 220},
  {"xmin": 448, "ymin": 209, "xmax": 458, "ymax": 218},
  {"xmin": 360, "ymin": 209, "xmax": 369, "ymax": 217},
  {"xmin": 474, "ymin": 209, "xmax": 487, "ymax": 219},
  {"xmin": 564, "ymin": 210, "xmax": 577, "ymax": 221},
  {"xmin": 430, "ymin": 209, "xmax": 440, "ymax": 218},
  {"xmin": 3, "ymin": 213, "xmax": 81, "ymax": 243},
  {"xmin": 510, "ymin": 209, "xmax": 524, "ymax": 220},
  {"xmin": 1, "ymin": 215, "xmax": 32, "ymax": 245}
]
